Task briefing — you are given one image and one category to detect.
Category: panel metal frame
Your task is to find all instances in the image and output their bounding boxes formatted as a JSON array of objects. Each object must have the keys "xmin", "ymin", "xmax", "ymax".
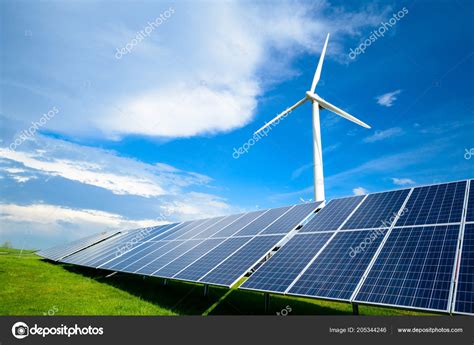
[{"xmin": 450, "ymin": 179, "xmax": 473, "ymax": 315}]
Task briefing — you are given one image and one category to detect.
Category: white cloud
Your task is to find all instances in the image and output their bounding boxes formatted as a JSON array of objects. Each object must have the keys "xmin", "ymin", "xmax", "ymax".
[
  {"xmin": 375, "ymin": 89, "xmax": 402, "ymax": 107},
  {"xmin": 0, "ymin": 203, "xmax": 160, "ymax": 229},
  {"xmin": 352, "ymin": 187, "xmax": 368, "ymax": 195},
  {"xmin": 6, "ymin": 2, "xmax": 388, "ymax": 140},
  {"xmin": 363, "ymin": 127, "xmax": 404, "ymax": 143},
  {"xmin": 392, "ymin": 177, "xmax": 415, "ymax": 186},
  {"xmin": 0, "ymin": 203, "xmax": 165, "ymax": 249},
  {"xmin": 0, "ymin": 135, "xmax": 212, "ymax": 198}
]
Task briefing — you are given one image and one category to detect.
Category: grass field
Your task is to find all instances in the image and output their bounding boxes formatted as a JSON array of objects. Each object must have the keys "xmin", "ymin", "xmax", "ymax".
[{"xmin": 0, "ymin": 247, "xmax": 434, "ymax": 316}]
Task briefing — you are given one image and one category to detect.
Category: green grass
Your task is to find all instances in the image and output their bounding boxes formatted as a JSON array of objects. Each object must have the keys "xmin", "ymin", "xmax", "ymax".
[{"xmin": 0, "ymin": 248, "xmax": 434, "ymax": 316}]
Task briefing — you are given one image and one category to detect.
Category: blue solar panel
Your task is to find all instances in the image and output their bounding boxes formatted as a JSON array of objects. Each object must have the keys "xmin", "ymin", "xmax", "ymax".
[
  {"xmin": 174, "ymin": 237, "xmax": 250, "ymax": 281},
  {"xmin": 394, "ymin": 181, "xmax": 466, "ymax": 226},
  {"xmin": 99, "ymin": 241, "xmax": 170, "ymax": 271},
  {"xmin": 299, "ymin": 196, "xmax": 364, "ymax": 233},
  {"xmin": 354, "ymin": 225, "xmax": 460, "ymax": 312},
  {"xmin": 193, "ymin": 213, "xmax": 244, "ymax": 239},
  {"xmin": 172, "ymin": 217, "xmax": 225, "ymax": 240},
  {"xmin": 134, "ymin": 240, "xmax": 206, "ymax": 275},
  {"xmin": 260, "ymin": 202, "xmax": 321, "ymax": 234},
  {"xmin": 342, "ymin": 189, "xmax": 410, "ymax": 230},
  {"xmin": 211, "ymin": 211, "xmax": 267, "ymax": 238},
  {"xmin": 106, "ymin": 240, "xmax": 184, "ymax": 272},
  {"xmin": 454, "ymin": 223, "xmax": 474, "ymax": 315},
  {"xmin": 200, "ymin": 235, "xmax": 284, "ymax": 287},
  {"xmin": 466, "ymin": 180, "xmax": 474, "ymax": 222},
  {"xmin": 241, "ymin": 232, "xmax": 333, "ymax": 293},
  {"xmin": 37, "ymin": 231, "xmax": 117, "ymax": 261},
  {"xmin": 159, "ymin": 219, "xmax": 210, "ymax": 240},
  {"xmin": 288, "ymin": 229, "xmax": 385, "ymax": 301},
  {"xmin": 153, "ymin": 238, "xmax": 225, "ymax": 278},
  {"xmin": 233, "ymin": 206, "xmax": 291, "ymax": 236},
  {"xmin": 61, "ymin": 224, "xmax": 177, "ymax": 266}
]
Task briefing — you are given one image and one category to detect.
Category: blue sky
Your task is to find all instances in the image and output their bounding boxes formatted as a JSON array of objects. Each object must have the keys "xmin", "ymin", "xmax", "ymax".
[{"xmin": 0, "ymin": 0, "xmax": 473, "ymax": 249}]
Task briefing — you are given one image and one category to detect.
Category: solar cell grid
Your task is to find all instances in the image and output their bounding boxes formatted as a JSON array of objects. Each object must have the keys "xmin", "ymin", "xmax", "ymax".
[
  {"xmin": 192, "ymin": 213, "xmax": 244, "ymax": 239},
  {"xmin": 200, "ymin": 235, "xmax": 284, "ymax": 287},
  {"xmin": 354, "ymin": 225, "xmax": 460, "ymax": 312},
  {"xmin": 466, "ymin": 180, "xmax": 474, "ymax": 222},
  {"xmin": 299, "ymin": 196, "xmax": 364, "ymax": 233},
  {"xmin": 233, "ymin": 206, "xmax": 291, "ymax": 236},
  {"xmin": 70, "ymin": 224, "xmax": 179, "ymax": 267},
  {"xmin": 241, "ymin": 232, "xmax": 333, "ymax": 293},
  {"xmin": 135, "ymin": 240, "xmax": 205, "ymax": 275},
  {"xmin": 38, "ymin": 231, "xmax": 117, "ymax": 261},
  {"xmin": 174, "ymin": 217, "xmax": 225, "ymax": 240},
  {"xmin": 288, "ymin": 229, "xmax": 386, "ymax": 301},
  {"xmin": 342, "ymin": 189, "xmax": 410, "ymax": 230},
  {"xmin": 260, "ymin": 202, "xmax": 321, "ymax": 234},
  {"xmin": 153, "ymin": 238, "xmax": 225, "ymax": 278},
  {"xmin": 108, "ymin": 240, "xmax": 185, "ymax": 273},
  {"xmin": 394, "ymin": 181, "xmax": 466, "ymax": 227},
  {"xmin": 174, "ymin": 237, "xmax": 250, "ymax": 281},
  {"xmin": 100, "ymin": 241, "xmax": 168, "ymax": 270},
  {"xmin": 454, "ymin": 223, "xmax": 474, "ymax": 315},
  {"xmin": 210, "ymin": 210, "xmax": 267, "ymax": 238}
]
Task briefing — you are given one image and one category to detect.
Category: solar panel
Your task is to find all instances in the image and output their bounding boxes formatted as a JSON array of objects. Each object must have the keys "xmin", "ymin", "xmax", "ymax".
[
  {"xmin": 37, "ymin": 231, "xmax": 118, "ymax": 261},
  {"xmin": 354, "ymin": 225, "xmax": 460, "ymax": 312},
  {"xmin": 153, "ymin": 238, "xmax": 225, "ymax": 278},
  {"xmin": 174, "ymin": 237, "xmax": 250, "ymax": 282},
  {"xmin": 299, "ymin": 196, "xmax": 364, "ymax": 233},
  {"xmin": 99, "ymin": 240, "xmax": 174, "ymax": 271},
  {"xmin": 192, "ymin": 213, "xmax": 245, "ymax": 239},
  {"xmin": 62, "ymin": 223, "xmax": 180, "ymax": 267},
  {"xmin": 260, "ymin": 202, "xmax": 321, "ymax": 234},
  {"xmin": 232, "ymin": 206, "xmax": 291, "ymax": 236},
  {"xmin": 342, "ymin": 189, "xmax": 410, "ymax": 230},
  {"xmin": 287, "ymin": 229, "xmax": 386, "ymax": 301},
  {"xmin": 394, "ymin": 181, "xmax": 466, "ymax": 227},
  {"xmin": 453, "ymin": 223, "xmax": 474, "ymax": 315},
  {"xmin": 466, "ymin": 180, "xmax": 474, "ymax": 222},
  {"xmin": 172, "ymin": 217, "xmax": 225, "ymax": 240},
  {"xmin": 135, "ymin": 240, "xmax": 207, "ymax": 275},
  {"xmin": 199, "ymin": 235, "xmax": 284, "ymax": 287},
  {"xmin": 210, "ymin": 210, "xmax": 267, "ymax": 238},
  {"xmin": 159, "ymin": 219, "xmax": 210, "ymax": 241},
  {"xmin": 241, "ymin": 232, "xmax": 333, "ymax": 293},
  {"xmin": 103, "ymin": 240, "xmax": 185, "ymax": 272}
]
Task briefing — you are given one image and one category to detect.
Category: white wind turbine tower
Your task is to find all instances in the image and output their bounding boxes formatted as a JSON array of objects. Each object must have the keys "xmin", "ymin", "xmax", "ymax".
[{"xmin": 255, "ymin": 33, "xmax": 371, "ymax": 203}]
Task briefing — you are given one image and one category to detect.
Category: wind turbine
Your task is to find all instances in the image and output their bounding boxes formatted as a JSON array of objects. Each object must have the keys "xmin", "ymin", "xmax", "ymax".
[{"xmin": 254, "ymin": 33, "xmax": 371, "ymax": 203}]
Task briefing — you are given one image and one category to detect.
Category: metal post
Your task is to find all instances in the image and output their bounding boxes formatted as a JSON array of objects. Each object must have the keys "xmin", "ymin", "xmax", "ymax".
[
  {"xmin": 163, "ymin": 279, "xmax": 168, "ymax": 286},
  {"xmin": 352, "ymin": 303, "xmax": 359, "ymax": 315},
  {"xmin": 264, "ymin": 293, "xmax": 270, "ymax": 313},
  {"xmin": 204, "ymin": 284, "xmax": 209, "ymax": 297}
]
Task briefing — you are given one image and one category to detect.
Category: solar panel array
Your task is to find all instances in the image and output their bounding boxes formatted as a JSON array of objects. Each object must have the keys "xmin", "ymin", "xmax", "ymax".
[
  {"xmin": 37, "ymin": 231, "xmax": 119, "ymax": 261},
  {"xmin": 38, "ymin": 179, "xmax": 474, "ymax": 315},
  {"xmin": 242, "ymin": 180, "xmax": 474, "ymax": 315},
  {"xmin": 48, "ymin": 202, "xmax": 321, "ymax": 288}
]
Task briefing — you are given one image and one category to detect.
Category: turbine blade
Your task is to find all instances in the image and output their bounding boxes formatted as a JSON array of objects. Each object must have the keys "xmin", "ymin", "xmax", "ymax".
[
  {"xmin": 310, "ymin": 33, "xmax": 330, "ymax": 93},
  {"xmin": 254, "ymin": 97, "xmax": 308, "ymax": 134},
  {"xmin": 315, "ymin": 96, "xmax": 371, "ymax": 129}
]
